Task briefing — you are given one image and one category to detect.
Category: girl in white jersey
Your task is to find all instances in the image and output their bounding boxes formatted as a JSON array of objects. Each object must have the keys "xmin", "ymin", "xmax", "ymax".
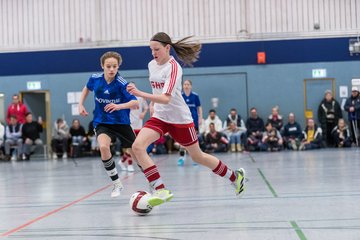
[{"xmin": 127, "ymin": 32, "xmax": 246, "ymax": 207}]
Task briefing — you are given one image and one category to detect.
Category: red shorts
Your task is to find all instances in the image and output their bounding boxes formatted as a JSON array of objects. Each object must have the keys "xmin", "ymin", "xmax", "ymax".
[{"xmin": 143, "ymin": 117, "xmax": 198, "ymax": 147}]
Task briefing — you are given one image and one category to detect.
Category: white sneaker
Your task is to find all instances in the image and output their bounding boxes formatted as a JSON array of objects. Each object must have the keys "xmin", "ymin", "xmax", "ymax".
[
  {"xmin": 118, "ymin": 160, "xmax": 127, "ymax": 171},
  {"xmin": 111, "ymin": 181, "xmax": 123, "ymax": 198},
  {"xmin": 63, "ymin": 153, "xmax": 67, "ymax": 159},
  {"xmin": 52, "ymin": 153, "xmax": 58, "ymax": 159},
  {"xmin": 127, "ymin": 164, "xmax": 134, "ymax": 172}
]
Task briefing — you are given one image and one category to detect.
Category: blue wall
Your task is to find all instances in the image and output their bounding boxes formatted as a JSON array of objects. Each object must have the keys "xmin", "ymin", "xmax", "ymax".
[{"xmin": 1, "ymin": 37, "xmax": 360, "ymax": 129}]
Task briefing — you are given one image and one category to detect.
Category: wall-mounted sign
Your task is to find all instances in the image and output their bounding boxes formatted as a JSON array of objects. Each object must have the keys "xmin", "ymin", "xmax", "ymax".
[
  {"xmin": 312, "ymin": 69, "xmax": 327, "ymax": 78},
  {"xmin": 27, "ymin": 81, "xmax": 41, "ymax": 90}
]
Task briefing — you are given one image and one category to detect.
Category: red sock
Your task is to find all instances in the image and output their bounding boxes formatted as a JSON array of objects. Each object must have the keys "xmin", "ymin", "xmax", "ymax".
[
  {"xmin": 212, "ymin": 160, "xmax": 236, "ymax": 182},
  {"xmin": 143, "ymin": 165, "xmax": 165, "ymax": 190}
]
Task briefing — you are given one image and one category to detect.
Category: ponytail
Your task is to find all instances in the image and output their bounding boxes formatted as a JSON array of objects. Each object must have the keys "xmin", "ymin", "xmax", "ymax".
[{"xmin": 151, "ymin": 32, "xmax": 202, "ymax": 67}]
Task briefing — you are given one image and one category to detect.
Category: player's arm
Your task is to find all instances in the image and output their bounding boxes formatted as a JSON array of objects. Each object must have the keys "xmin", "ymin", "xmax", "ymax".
[
  {"xmin": 79, "ymin": 86, "xmax": 90, "ymax": 116},
  {"xmin": 127, "ymin": 84, "xmax": 171, "ymax": 104},
  {"xmin": 104, "ymin": 99, "xmax": 139, "ymax": 113}
]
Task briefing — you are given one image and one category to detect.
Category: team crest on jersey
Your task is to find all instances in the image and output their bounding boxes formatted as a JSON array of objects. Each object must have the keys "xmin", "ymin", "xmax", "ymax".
[
  {"xmin": 150, "ymin": 81, "xmax": 165, "ymax": 89},
  {"xmin": 104, "ymin": 89, "xmax": 110, "ymax": 94}
]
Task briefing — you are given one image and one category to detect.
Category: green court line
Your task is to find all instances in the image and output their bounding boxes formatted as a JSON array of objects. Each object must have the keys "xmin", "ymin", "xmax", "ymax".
[
  {"xmin": 248, "ymin": 153, "xmax": 256, "ymax": 163},
  {"xmin": 290, "ymin": 221, "xmax": 308, "ymax": 240},
  {"xmin": 257, "ymin": 168, "xmax": 278, "ymax": 197}
]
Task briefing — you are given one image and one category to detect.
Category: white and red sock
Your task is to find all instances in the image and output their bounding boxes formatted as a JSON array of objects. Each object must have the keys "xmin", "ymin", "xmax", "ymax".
[
  {"xmin": 212, "ymin": 160, "xmax": 236, "ymax": 182},
  {"xmin": 143, "ymin": 165, "xmax": 165, "ymax": 190}
]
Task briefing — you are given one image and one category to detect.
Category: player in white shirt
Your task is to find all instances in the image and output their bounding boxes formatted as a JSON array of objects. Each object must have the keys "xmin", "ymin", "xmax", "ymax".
[{"xmin": 127, "ymin": 32, "xmax": 246, "ymax": 208}]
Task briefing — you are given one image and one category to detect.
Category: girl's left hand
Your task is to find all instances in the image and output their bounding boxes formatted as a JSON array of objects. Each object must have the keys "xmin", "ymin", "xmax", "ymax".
[
  {"xmin": 104, "ymin": 103, "xmax": 121, "ymax": 113},
  {"xmin": 127, "ymin": 84, "xmax": 141, "ymax": 97}
]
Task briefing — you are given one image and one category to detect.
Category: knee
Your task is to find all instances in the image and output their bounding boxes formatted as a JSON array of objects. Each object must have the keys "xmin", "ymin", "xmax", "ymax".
[
  {"xmin": 99, "ymin": 143, "xmax": 110, "ymax": 153},
  {"xmin": 132, "ymin": 141, "xmax": 145, "ymax": 155}
]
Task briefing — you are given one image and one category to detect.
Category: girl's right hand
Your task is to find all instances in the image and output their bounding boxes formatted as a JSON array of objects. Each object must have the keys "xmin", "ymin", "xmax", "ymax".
[{"xmin": 79, "ymin": 104, "xmax": 88, "ymax": 116}]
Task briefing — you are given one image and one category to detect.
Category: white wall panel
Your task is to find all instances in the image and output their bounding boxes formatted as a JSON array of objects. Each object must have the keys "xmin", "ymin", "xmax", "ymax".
[{"xmin": 1, "ymin": 0, "xmax": 360, "ymax": 51}]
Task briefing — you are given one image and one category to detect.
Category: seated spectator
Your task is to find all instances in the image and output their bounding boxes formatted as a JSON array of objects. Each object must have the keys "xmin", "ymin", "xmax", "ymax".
[
  {"xmin": 223, "ymin": 108, "xmax": 247, "ymax": 152},
  {"xmin": 282, "ymin": 113, "xmax": 302, "ymax": 150},
  {"xmin": 318, "ymin": 90, "xmax": 342, "ymax": 147},
  {"xmin": 260, "ymin": 122, "xmax": 283, "ymax": 151},
  {"xmin": 204, "ymin": 109, "xmax": 223, "ymax": 134},
  {"xmin": 299, "ymin": 118, "xmax": 323, "ymax": 150},
  {"xmin": 87, "ymin": 120, "xmax": 99, "ymax": 155},
  {"xmin": 4, "ymin": 115, "xmax": 23, "ymax": 161},
  {"xmin": 204, "ymin": 123, "xmax": 228, "ymax": 153},
  {"xmin": 0, "ymin": 122, "xmax": 4, "ymax": 159},
  {"xmin": 245, "ymin": 108, "xmax": 265, "ymax": 151},
  {"xmin": 268, "ymin": 106, "xmax": 283, "ymax": 131},
  {"xmin": 332, "ymin": 119, "xmax": 351, "ymax": 148},
  {"xmin": 151, "ymin": 136, "xmax": 168, "ymax": 154},
  {"xmin": 22, "ymin": 112, "xmax": 43, "ymax": 160},
  {"xmin": 70, "ymin": 119, "xmax": 87, "ymax": 146},
  {"xmin": 69, "ymin": 119, "xmax": 87, "ymax": 157},
  {"xmin": 51, "ymin": 118, "xmax": 70, "ymax": 159}
]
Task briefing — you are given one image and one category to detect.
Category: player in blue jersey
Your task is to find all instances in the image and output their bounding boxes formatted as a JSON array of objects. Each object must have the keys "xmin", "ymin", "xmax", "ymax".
[
  {"xmin": 78, "ymin": 51, "xmax": 139, "ymax": 198},
  {"xmin": 177, "ymin": 79, "xmax": 203, "ymax": 166}
]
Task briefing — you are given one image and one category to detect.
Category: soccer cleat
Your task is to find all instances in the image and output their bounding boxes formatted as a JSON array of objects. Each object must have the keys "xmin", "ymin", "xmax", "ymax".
[
  {"xmin": 118, "ymin": 160, "xmax": 127, "ymax": 171},
  {"xmin": 111, "ymin": 181, "xmax": 123, "ymax": 198},
  {"xmin": 127, "ymin": 164, "xmax": 134, "ymax": 172},
  {"xmin": 148, "ymin": 189, "xmax": 174, "ymax": 207},
  {"xmin": 233, "ymin": 168, "xmax": 246, "ymax": 197},
  {"xmin": 177, "ymin": 158, "xmax": 184, "ymax": 166}
]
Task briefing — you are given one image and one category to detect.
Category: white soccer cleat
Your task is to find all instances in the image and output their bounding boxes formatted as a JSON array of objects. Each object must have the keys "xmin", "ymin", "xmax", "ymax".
[
  {"xmin": 111, "ymin": 181, "xmax": 124, "ymax": 198},
  {"xmin": 127, "ymin": 164, "xmax": 134, "ymax": 172},
  {"xmin": 118, "ymin": 160, "xmax": 127, "ymax": 171}
]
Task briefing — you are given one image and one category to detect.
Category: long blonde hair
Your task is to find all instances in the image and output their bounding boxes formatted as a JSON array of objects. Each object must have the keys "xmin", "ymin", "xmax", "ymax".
[{"xmin": 150, "ymin": 32, "xmax": 201, "ymax": 67}]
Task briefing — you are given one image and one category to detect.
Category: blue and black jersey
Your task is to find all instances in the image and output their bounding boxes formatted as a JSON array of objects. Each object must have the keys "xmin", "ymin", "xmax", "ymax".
[
  {"xmin": 86, "ymin": 73, "xmax": 137, "ymax": 128},
  {"xmin": 182, "ymin": 91, "xmax": 201, "ymax": 129}
]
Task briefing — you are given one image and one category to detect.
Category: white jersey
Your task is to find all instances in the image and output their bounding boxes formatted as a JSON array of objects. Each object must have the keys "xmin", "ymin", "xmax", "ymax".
[
  {"xmin": 148, "ymin": 56, "xmax": 193, "ymax": 124},
  {"xmin": 130, "ymin": 96, "xmax": 148, "ymax": 129}
]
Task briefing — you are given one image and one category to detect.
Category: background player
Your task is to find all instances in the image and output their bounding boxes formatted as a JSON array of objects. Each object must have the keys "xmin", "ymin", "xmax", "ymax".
[
  {"xmin": 127, "ymin": 32, "xmax": 246, "ymax": 207},
  {"xmin": 177, "ymin": 79, "xmax": 203, "ymax": 166},
  {"xmin": 78, "ymin": 51, "xmax": 138, "ymax": 198},
  {"xmin": 119, "ymin": 82, "xmax": 149, "ymax": 172}
]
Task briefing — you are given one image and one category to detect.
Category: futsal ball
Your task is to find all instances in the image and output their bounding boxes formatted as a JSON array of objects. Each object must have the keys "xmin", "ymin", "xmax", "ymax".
[{"xmin": 129, "ymin": 191, "xmax": 153, "ymax": 216}]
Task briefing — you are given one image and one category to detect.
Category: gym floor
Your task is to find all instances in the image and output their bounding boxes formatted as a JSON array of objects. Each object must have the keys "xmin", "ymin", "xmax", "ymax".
[{"xmin": 0, "ymin": 149, "xmax": 359, "ymax": 239}]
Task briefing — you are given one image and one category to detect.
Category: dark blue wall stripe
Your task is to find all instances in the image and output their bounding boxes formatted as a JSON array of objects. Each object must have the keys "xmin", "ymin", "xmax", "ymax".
[{"xmin": 1, "ymin": 37, "xmax": 359, "ymax": 76}]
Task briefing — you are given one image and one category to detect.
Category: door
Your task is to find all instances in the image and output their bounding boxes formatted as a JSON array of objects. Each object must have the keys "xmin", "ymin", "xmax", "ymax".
[
  {"xmin": 304, "ymin": 78, "xmax": 335, "ymax": 123},
  {"xmin": 20, "ymin": 91, "xmax": 51, "ymax": 151}
]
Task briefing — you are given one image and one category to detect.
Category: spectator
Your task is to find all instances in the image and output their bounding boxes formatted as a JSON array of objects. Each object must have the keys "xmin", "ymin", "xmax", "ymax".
[
  {"xmin": 332, "ymin": 119, "xmax": 351, "ymax": 148},
  {"xmin": 22, "ymin": 112, "xmax": 43, "ymax": 160},
  {"xmin": 204, "ymin": 123, "xmax": 228, "ymax": 153},
  {"xmin": 318, "ymin": 90, "xmax": 342, "ymax": 147},
  {"xmin": 268, "ymin": 106, "xmax": 283, "ymax": 131},
  {"xmin": 282, "ymin": 113, "xmax": 302, "ymax": 150},
  {"xmin": 260, "ymin": 122, "xmax": 283, "ymax": 152},
  {"xmin": 151, "ymin": 135, "xmax": 168, "ymax": 154},
  {"xmin": 0, "ymin": 122, "xmax": 4, "ymax": 159},
  {"xmin": 69, "ymin": 119, "xmax": 87, "ymax": 146},
  {"xmin": 344, "ymin": 86, "xmax": 360, "ymax": 146},
  {"xmin": 6, "ymin": 94, "xmax": 28, "ymax": 124},
  {"xmin": 223, "ymin": 108, "xmax": 246, "ymax": 152},
  {"xmin": 4, "ymin": 115, "xmax": 23, "ymax": 160},
  {"xmin": 245, "ymin": 108, "xmax": 265, "ymax": 151},
  {"xmin": 87, "ymin": 120, "xmax": 99, "ymax": 155},
  {"xmin": 204, "ymin": 109, "xmax": 223, "ymax": 134},
  {"xmin": 69, "ymin": 119, "xmax": 87, "ymax": 157},
  {"xmin": 51, "ymin": 118, "xmax": 70, "ymax": 159},
  {"xmin": 299, "ymin": 118, "xmax": 323, "ymax": 150}
]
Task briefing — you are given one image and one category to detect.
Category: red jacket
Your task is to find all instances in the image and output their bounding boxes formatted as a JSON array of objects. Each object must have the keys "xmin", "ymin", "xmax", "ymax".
[{"xmin": 7, "ymin": 103, "xmax": 28, "ymax": 124}]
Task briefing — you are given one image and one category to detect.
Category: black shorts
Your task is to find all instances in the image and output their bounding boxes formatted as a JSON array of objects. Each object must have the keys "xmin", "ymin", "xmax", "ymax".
[{"xmin": 95, "ymin": 124, "xmax": 136, "ymax": 148}]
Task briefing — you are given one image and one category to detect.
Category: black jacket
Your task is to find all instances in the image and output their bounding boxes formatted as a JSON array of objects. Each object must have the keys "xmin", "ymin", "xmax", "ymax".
[
  {"xmin": 22, "ymin": 121, "xmax": 43, "ymax": 141},
  {"xmin": 246, "ymin": 117, "xmax": 265, "ymax": 135},
  {"xmin": 318, "ymin": 99, "xmax": 342, "ymax": 126}
]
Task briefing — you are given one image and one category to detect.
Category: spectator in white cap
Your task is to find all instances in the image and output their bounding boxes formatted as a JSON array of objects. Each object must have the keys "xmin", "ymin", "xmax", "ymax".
[
  {"xmin": 344, "ymin": 86, "xmax": 360, "ymax": 146},
  {"xmin": 317, "ymin": 90, "xmax": 342, "ymax": 147}
]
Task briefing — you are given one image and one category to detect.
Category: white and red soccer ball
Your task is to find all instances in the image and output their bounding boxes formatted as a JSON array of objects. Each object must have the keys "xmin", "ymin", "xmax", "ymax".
[{"xmin": 129, "ymin": 191, "xmax": 153, "ymax": 216}]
